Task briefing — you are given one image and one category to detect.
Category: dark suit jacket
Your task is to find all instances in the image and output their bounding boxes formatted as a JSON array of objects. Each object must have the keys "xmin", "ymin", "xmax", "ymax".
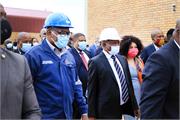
[
  {"xmin": 95, "ymin": 46, "xmax": 103, "ymax": 56},
  {"xmin": 0, "ymin": 48, "xmax": 41, "ymax": 119},
  {"xmin": 69, "ymin": 47, "xmax": 90, "ymax": 118},
  {"xmin": 88, "ymin": 52, "xmax": 138, "ymax": 119},
  {"xmin": 140, "ymin": 43, "xmax": 156, "ymax": 63},
  {"xmin": 140, "ymin": 40, "xmax": 179, "ymax": 119},
  {"xmin": 69, "ymin": 47, "xmax": 91, "ymax": 96}
]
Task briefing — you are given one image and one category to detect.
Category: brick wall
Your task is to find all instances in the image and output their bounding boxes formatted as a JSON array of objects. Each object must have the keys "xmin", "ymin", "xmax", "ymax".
[{"xmin": 88, "ymin": 0, "xmax": 180, "ymax": 46}]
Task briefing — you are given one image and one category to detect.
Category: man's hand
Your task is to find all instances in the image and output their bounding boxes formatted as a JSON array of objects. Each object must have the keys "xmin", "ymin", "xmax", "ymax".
[
  {"xmin": 81, "ymin": 114, "xmax": 88, "ymax": 120},
  {"xmin": 134, "ymin": 109, "xmax": 140, "ymax": 119}
]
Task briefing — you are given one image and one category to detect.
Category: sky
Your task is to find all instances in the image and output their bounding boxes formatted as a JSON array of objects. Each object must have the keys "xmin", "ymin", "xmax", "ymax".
[{"xmin": 1, "ymin": 0, "xmax": 87, "ymax": 34}]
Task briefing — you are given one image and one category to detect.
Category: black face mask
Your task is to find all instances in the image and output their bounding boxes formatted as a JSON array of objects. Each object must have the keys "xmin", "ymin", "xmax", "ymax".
[{"xmin": 0, "ymin": 18, "xmax": 12, "ymax": 44}]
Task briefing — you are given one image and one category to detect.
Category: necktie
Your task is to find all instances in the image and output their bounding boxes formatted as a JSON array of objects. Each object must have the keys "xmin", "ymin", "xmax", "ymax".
[
  {"xmin": 111, "ymin": 55, "xmax": 129, "ymax": 103},
  {"xmin": 80, "ymin": 52, "xmax": 88, "ymax": 70}
]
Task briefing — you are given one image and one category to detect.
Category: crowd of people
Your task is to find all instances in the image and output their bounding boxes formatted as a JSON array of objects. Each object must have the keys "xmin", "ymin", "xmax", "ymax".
[{"xmin": 0, "ymin": 3, "xmax": 179, "ymax": 119}]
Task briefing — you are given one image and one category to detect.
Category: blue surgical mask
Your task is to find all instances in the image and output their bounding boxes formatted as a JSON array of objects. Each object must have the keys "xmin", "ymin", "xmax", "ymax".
[
  {"xmin": 54, "ymin": 34, "xmax": 70, "ymax": 49},
  {"xmin": 21, "ymin": 43, "xmax": 32, "ymax": 52},
  {"xmin": 109, "ymin": 46, "xmax": 120, "ymax": 55},
  {"xmin": 78, "ymin": 41, "xmax": 87, "ymax": 50},
  {"xmin": 6, "ymin": 43, "xmax": 13, "ymax": 49}
]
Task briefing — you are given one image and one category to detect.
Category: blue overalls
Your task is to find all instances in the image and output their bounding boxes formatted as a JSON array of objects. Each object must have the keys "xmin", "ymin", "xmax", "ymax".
[{"xmin": 25, "ymin": 40, "xmax": 87, "ymax": 119}]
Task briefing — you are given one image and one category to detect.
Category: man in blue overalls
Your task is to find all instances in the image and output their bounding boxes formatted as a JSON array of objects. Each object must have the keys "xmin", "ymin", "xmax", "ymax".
[{"xmin": 25, "ymin": 13, "xmax": 88, "ymax": 119}]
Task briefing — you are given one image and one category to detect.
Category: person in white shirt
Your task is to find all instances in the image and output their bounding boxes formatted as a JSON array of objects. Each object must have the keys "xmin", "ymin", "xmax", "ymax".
[
  {"xmin": 140, "ymin": 28, "xmax": 165, "ymax": 63},
  {"xmin": 88, "ymin": 28, "xmax": 139, "ymax": 119}
]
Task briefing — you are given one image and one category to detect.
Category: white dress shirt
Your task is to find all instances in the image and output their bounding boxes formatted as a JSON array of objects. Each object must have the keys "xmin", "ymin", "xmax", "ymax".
[
  {"xmin": 174, "ymin": 40, "xmax": 180, "ymax": 49},
  {"xmin": 103, "ymin": 50, "xmax": 126, "ymax": 105},
  {"xmin": 153, "ymin": 43, "xmax": 160, "ymax": 51}
]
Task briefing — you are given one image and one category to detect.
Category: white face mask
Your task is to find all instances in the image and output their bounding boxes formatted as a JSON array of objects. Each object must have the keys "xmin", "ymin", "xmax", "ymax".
[
  {"xmin": 109, "ymin": 45, "xmax": 120, "ymax": 55},
  {"xmin": 6, "ymin": 43, "xmax": 13, "ymax": 48},
  {"xmin": 33, "ymin": 42, "xmax": 39, "ymax": 46}
]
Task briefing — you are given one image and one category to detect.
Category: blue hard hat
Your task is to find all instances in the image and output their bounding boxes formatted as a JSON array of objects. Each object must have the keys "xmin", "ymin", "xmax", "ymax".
[{"xmin": 44, "ymin": 13, "xmax": 73, "ymax": 28}]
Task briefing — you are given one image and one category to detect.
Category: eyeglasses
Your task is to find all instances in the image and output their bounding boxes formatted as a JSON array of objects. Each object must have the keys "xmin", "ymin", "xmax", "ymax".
[
  {"xmin": 79, "ymin": 39, "xmax": 86, "ymax": 42},
  {"xmin": 52, "ymin": 29, "xmax": 70, "ymax": 36}
]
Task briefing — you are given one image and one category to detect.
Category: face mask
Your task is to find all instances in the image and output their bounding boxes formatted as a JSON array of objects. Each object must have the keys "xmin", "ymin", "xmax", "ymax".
[
  {"xmin": 128, "ymin": 48, "xmax": 139, "ymax": 58},
  {"xmin": 13, "ymin": 46, "xmax": 17, "ymax": 50},
  {"xmin": 21, "ymin": 43, "xmax": 32, "ymax": 52},
  {"xmin": 109, "ymin": 46, "xmax": 120, "ymax": 55},
  {"xmin": 6, "ymin": 43, "xmax": 13, "ymax": 49},
  {"xmin": 0, "ymin": 18, "xmax": 12, "ymax": 44},
  {"xmin": 78, "ymin": 41, "xmax": 87, "ymax": 50},
  {"xmin": 33, "ymin": 42, "xmax": 39, "ymax": 46},
  {"xmin": 155, "ymin": 38, "xmax": 164, "ymax": 47},
  {"xmin": 53, "ymin": 32, "xmax": 70, "ymax": 49},
  {"xmin": 157, "ymin": 39, "xmax": 164, "ymax": 46}
]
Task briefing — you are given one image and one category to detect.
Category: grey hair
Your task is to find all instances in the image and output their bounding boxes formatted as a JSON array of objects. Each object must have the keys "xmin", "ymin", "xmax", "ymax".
[
  {"xmin": 17, "ymin": 32, "xmax": 30, "ymax": 43},
  {"xmin": 151, "ymin": 28, "xmax": 163, "ymax": 40},
  {"xmin": 73, "ymin": 33, "xmax": 85, "ymax": 41}
]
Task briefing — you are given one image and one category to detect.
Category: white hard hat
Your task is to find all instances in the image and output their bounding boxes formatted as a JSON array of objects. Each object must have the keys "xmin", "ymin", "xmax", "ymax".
[{"xmin": 99, "ymin": 28, "xmax": 121, "ymax": 42}]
